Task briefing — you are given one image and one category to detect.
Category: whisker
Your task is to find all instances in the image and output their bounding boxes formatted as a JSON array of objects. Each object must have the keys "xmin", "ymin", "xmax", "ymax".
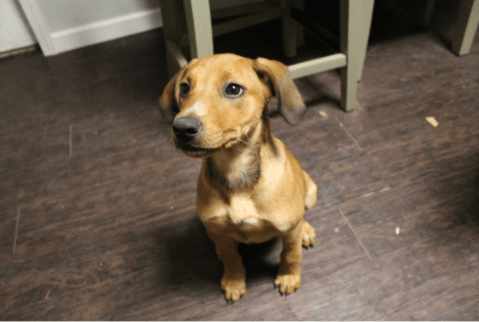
[
  {"xmin": 240, "ymin": 133, "xmax": 260, "ymax": 160},
  {"xmin": 237, "ymin": 138, "xmax": 249, "ymax": 146},
  {"xmin": 244, "ymin": 133, "xmax": 252, "ymax": 147}
]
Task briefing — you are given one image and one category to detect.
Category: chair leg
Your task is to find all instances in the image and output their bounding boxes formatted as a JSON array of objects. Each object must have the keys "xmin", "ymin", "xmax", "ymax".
[
  {"xmin": 452, "ymin": 0, "xmax": 479, "ymax": 56},
  {"xmin": 295, "ymin": 0, "xmax": 305, "ymax": 48},
  {"xmin": 340, "ymin": 0, "xmax": 364, "ymax": 111},
  {"xmin": 422, "ymin": 0, "xmax": 436, "ymax": 26},
  {"xmin": 183, "ymin": 0, "xmax": 214, "ymax": 59},
  {"xmin": 160, "ymin": 0, "xmax": 182, "ymax": 78},
  {"xmin": 280, "ymin": 0, "xmax": 297, "ymax": 57},
  {"xmin": 355, "ymin": 0, "xmax": 374, "ymax": 82}
]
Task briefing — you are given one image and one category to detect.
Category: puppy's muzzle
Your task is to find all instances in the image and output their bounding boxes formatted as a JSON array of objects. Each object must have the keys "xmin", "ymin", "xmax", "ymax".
[{"xmin": 172, "ymin": 117, "xmax": 203, "ymax": 142}]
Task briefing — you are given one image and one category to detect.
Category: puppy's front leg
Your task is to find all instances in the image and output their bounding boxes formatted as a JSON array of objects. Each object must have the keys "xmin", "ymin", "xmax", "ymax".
[
  {"xmin": 207, "ymin": 230, "xmax": 246, "ymax": 302},
  {"xmin": 275, "ymin": 221, "xmax": 304, "ymax": 294}
]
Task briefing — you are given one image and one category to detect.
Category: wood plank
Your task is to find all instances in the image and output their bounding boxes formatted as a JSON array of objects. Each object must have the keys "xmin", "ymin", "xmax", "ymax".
[{"xmin": 1, "ymin": 3, "xmax": 479, "ymax": 319}]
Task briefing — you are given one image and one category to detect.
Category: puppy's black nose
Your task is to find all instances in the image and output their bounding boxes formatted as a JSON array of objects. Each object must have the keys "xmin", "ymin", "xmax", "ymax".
[{"xmin": 172, "ymin": 117, "xmax": 203, "ymax": 141}]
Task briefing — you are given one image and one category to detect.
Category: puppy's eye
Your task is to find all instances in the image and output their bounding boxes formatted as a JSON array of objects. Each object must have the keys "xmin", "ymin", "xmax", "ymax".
[
  {"xmin": 179, "ymin": 82, "xmax": 190, "ymax": 97},
  {"xmin": 224, "ymin": 83, "xmax": 244, "ymax": 98}
]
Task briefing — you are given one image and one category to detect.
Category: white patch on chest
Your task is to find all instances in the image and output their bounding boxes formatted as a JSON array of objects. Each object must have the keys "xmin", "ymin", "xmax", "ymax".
[
  {"xmin": 227, "ymin": 194, "xmax": 259, "ymax": 225},
  {"xmin": 222, "ymin": 195, "xmax": 278, "ymax": 244},
  {"xmin": 231, "ymin": 218, "xmax": 259, "ymax": 225}
]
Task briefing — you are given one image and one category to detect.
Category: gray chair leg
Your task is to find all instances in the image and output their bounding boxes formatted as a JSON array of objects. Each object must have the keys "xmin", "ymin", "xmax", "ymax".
[
  {"xmin": 356, "ymin": 0, "xmax": 374, "ymax": 82},
  {"xmin": 295, "ymin": 0, "xmax": 305, "ymax": 48},
  {"xmin": 340, "ymin": 0, "xmax": 363, "ymax": 111},
  {"xmin": 280, "ymin": 0, "xmax": 297, "ymax": 57},
  {"xmin": 452, "ymin": 0, "xmax": 479, "ymax": 56},
  {"xmin": 183, "ymin": 0, "xmax": 214, "ymax": 59},
  {"xmin": 160, "ymin": 0, "xmax": 183, "ymax": 77},
  {"xmin": 422, "ymin": 0, "xmax": 437, "ymax": 26}
]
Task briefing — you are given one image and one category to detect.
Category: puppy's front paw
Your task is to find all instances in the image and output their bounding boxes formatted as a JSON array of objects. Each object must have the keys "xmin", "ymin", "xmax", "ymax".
[
  {"xmin": 221, "ymin": 272, "xmax": 246, "ymax": 302},
  {"xmin": 274, "ymin": 273, "xmax": 301, "ymax": 295}
]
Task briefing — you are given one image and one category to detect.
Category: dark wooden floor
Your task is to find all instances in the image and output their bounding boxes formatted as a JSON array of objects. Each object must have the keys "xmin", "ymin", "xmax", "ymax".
[{"xmin": 1, "ymin": 1, "xmax": 479, "ymax": 320}]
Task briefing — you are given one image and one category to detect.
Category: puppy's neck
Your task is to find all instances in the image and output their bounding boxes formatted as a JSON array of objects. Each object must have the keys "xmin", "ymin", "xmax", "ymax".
[{"xmin": 207, "ymin": 118, "xmax": 275, "ymax": 191}]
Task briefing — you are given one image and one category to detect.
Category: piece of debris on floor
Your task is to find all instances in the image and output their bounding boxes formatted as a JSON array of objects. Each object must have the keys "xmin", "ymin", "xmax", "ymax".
[
  {"xmin": 360, "ymin": 192, "xmax": 376, "ymax": 198},
  {"xmin": 426, "ymin": 116, "xmax": 439, "ymax": 127},
  {"xmin": 396, "ymin": 227, "xmax": 400, "ymax": 235},
  {"xmin": 319, "ymin": 111, "xmax": 327, "ymax": 117}
]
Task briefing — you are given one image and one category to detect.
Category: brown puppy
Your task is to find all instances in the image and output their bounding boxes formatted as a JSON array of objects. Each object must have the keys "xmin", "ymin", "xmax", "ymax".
[{"xmin": 159, "ymin": 53, "xmax": 317, "ymax": 302}]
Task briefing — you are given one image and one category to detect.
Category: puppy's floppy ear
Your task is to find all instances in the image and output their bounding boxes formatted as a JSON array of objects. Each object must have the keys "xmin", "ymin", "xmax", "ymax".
[
  {"xmin": 158, "ymin": 67, "xmax": 186, "ymax": 123},
  {"xmin": 253, "ymin": 57, "xmax": 306, "ymax": 125}
]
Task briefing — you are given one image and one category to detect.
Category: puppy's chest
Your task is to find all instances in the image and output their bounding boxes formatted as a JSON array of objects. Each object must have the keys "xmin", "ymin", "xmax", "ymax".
[
  {"xmin": 226, "ymin": 195, "xmax": 260, "ymax": 222},
  {"xmin": 218, "ymin": 195, "xmax": 276, "ymax": 243}
]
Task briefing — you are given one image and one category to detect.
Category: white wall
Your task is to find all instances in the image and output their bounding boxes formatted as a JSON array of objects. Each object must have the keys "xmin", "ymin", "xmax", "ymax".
[
  {"xmin": 0, "ymin": 0, "xmax": 37, "ymax": 53},
  {"xmin": 18, "ymin": 0, "xmax": 265, "ymax": 56},
  {"xmin": 20, "ymin": 0, "xmax": 163, "ymax": 56},
  {"xmin": 36, "ymin": 0, "xmax": 161, "ymax": 33}
]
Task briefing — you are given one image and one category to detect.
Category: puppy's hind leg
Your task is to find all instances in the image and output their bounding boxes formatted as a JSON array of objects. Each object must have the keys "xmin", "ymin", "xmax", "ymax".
[
  {"xmin": 303, "ymin": 170, "xmax": 317, "ymax": 210},
  {"xmin": 301, "ymin": 220, "xmax": 316, "ymax": 248},
  {"xmin": 302, "ymin": 171, "xmax": 316, "ymax": 248}
]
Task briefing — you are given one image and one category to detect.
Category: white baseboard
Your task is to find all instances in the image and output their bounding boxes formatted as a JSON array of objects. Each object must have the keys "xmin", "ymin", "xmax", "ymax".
[
  {"xmin": 49, "ymin": 8, "xmax": 163, "ymax": 55},
  {"xmin": 18, "ymin": 0, "xmax": 57, "ymax": 56}
]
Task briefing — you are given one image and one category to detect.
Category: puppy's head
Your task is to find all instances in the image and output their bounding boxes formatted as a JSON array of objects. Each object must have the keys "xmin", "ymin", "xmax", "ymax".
[{"xmin": 159, "ymin": 53, "xmax": 305, "ymax": 158}]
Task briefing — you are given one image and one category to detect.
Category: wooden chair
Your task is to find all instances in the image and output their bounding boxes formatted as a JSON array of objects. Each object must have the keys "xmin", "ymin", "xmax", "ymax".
[
  {"xmin": 423, "ymin": 0, "xmax": 479, "ymax": 56},
  {"xmin": 159, "ymin": 0, "xmax": 375, "ymax": 111}
]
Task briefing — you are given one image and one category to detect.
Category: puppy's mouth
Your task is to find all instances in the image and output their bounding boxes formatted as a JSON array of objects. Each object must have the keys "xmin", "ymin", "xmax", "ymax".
[{"xmin": 174, "ymin": 137, "xmax": 236, "ymax": 157}]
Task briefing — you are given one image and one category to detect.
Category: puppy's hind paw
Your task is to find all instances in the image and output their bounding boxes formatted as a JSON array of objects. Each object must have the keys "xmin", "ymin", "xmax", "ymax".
[{"xmin": 302, "ymin": 221, "xmax": 316, "ymax": 248}]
